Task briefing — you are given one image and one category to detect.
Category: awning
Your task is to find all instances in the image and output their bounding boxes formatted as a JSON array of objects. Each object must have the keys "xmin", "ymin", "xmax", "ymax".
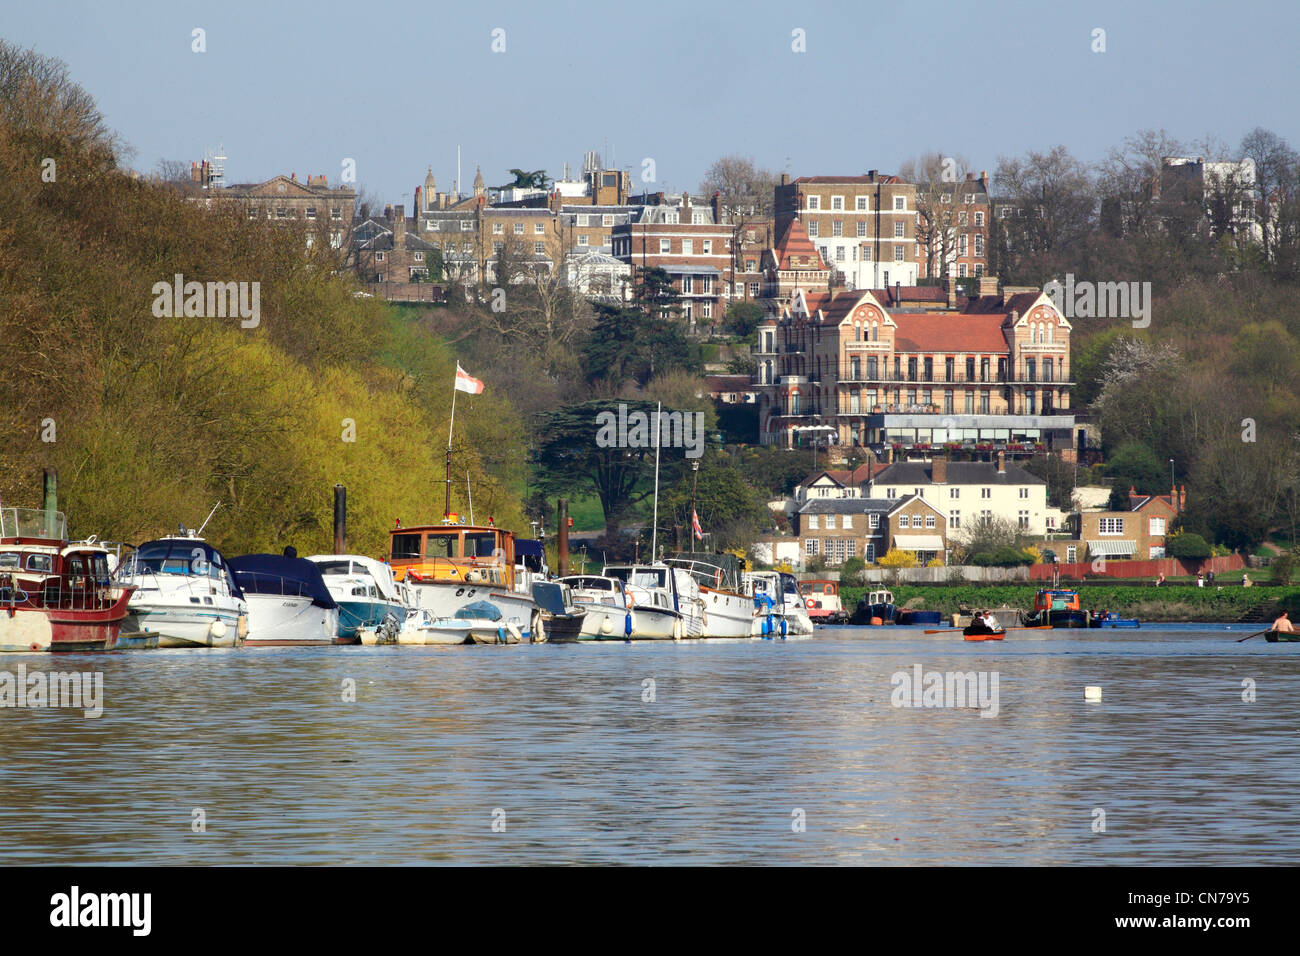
[
  {"xmin": 1086, "ymin": 539, "xmax": 1136, "ymax": 557},
  {"xmin": 893, "ymin": 534, "xmax": 945, "ymax": 551},
  {"xmin": 668, "ymin": 265, "xmax": 721, "ymax": 275}
]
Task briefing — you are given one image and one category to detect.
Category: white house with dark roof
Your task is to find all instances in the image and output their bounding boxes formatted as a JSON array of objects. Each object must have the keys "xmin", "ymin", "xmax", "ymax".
[
  {"xmin": 867, "ymin": 453, "xmax": 1050, "ymax": 537},
  {"xmin": 797, "ymin": 494, "xmax": 947, "ymax": 565}
]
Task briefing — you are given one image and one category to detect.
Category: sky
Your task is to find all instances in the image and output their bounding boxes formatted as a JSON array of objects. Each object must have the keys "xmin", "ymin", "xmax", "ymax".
[{"xmin": 4, "ymin": 0, "xmax": 1298, "ymax": 205}]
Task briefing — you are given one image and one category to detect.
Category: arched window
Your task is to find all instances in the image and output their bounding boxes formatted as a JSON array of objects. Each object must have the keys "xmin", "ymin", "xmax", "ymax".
[{"xmin": 1047, "ymin": 323, "xmax": 1054, "ymax": 343}]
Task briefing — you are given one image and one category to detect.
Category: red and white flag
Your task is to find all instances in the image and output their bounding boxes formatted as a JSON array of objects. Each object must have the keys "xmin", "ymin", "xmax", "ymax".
[
  {"xmin": 454, "ymin": 363, "xmax": 484, "ymax": 395},
  {"xmin": 691, "ymin": 509, "xmax": 704, "ymax": 541}
]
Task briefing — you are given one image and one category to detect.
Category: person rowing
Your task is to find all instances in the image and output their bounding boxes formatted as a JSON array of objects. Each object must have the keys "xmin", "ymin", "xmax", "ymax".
[
  {"xmin": 1273, "ymin": 611, "xmax": 1296, "ymax": 634},
  {"xmin": 982, "ymin": 610, "xmax": 1000, "ymax": 631}
]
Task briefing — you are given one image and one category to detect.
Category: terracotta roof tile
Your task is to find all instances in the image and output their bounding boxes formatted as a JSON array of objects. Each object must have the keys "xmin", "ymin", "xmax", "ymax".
[{"xmin": 893, "ymin": 313, "xmax": 1008, "ymax": 353}]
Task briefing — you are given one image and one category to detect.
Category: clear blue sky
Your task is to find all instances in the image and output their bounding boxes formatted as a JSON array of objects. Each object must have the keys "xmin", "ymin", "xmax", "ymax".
[{"xmin": 5, "ymin": 0, "xmax": 1297, "ymax": 204}]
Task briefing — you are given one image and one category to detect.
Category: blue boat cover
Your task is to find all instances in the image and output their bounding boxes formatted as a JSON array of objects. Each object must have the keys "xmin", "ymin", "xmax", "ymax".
[
  {"xmin": 532, "ymin": 582, "xmax": 570, "ymax": 616},
  {"xmin": 228, "ymin": 554, "xmax": 338, "ymax": 608},
  {"xmin": 454, "ymin": 600, "xmax": 502, "ymax": 621},
  {"xmin": 133, "ymin": 538, "xmax": 244, "ymax": 600},
  {"xmin": 516, "ymin": 539, "xmax": 544, "ymax": 557}
]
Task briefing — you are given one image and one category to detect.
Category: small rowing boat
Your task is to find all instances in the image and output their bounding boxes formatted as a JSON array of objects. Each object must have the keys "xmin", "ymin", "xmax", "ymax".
[
  {"xmin": 963, "ymin": 625, "xmax": 1005, "ymax": 642},
  {"xmin": 1264, "ymin": 630, "xmax": 1300, "ymax": 643}
]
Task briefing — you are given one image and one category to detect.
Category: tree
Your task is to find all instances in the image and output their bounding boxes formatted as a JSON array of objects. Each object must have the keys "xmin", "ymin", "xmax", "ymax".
[
  {"xmin": 1166, "ymin": 532, "xmax": 1211, "ymax": 560},
  {"xmin": 899, "ymin": 151, "xmax": 971, "ymax": 279},
  {"xmin": 839, "ymin": 556, "xmax": 866, "ymax": 585},
  {"xmin": 633, "ymin": 265, "xmax": 682, "ymax": 322},
  {"xmin": 993, "ymin": 146, "xmax": 1096, "ymax": 281},
  {"xmin": 1022, "ymin": 454, "xmax": 1077, "ymax": 511},
  {"xmin": 724, "ymin": 300, "xmax": 764, "ymax": 338},
  {"xmin": 878, "ymin": 549, "xmax": 919, "ymax": 568},
  {"xmin": 1240, "ymin": 128, "xmax": 1298, "ymax": 263},
  {"xmin": 499, "ymin": 168, "xmax": 551, "ymax": 191},
  {"xmin": 658, "ymin": 451, "xmax": 768, "ymax": 551},
  {"xmin": 582, "ymin": 302, "xmax": 694, "ymax": 389},
  {"xmin": 532, "ymin": 399, "xmax": 669, "ymax": 540},
  {"xmin": 1103, "ymin": 442, "xmax": 1168, "ymax": 509},
  {"xmin": 1097, "ymin": 129, "xmax": 1185, "ymax": 238},
  {"xmin": 699, "ymin": 156, "xmax": 778, "ymax": 288}
]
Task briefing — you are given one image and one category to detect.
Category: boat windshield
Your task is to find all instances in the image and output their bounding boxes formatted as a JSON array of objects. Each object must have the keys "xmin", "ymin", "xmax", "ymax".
[
  {"xmin": 128, "ymin": 541, "xmax": 226, "ymax": 580},
  {"xmin": 564, "ymin": 576, "xmax": 613, "ymax": 591},
  {"xmin": 313, "ymin": 559, "xmax": 360, "ymax": 576},
  {"xmin": 606, "ymin": 567, "xmax": 667, "ymax": 590}
]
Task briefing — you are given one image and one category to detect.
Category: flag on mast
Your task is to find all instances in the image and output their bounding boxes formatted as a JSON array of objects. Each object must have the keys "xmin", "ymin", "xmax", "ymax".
[
  {"xmin": 691, "ymin": 509, "xmax": 703, "ymax": 541},
  {"xmin": 454, "ymin": 363, "xmax": 484, "ymax": 395}
]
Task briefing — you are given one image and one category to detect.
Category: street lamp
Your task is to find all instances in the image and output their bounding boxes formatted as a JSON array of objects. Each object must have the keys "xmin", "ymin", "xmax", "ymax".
[{"xmin": 1169, "ymin": 459, "xmax": 1175, "ymax": 492}]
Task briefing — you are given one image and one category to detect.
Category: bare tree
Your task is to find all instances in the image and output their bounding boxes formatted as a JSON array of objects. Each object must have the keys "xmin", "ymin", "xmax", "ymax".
[
  {"xmin": 1097, "ymin": 129, "xmax": 1185, "ymax": 238},
  {"xmin": 899, "ymin": 152, "xmax": 971, "ymax": 279},
  {"xmin": 1240, "ymin": 127, "xmax": 1298, "ymax": 262},
  {"xmin": 699, "ymin": 155, "xmax": 779, "ymax": 298},
  {"xmin": 993, "ymin": 146, "xmax": 1096, "ymax": 279}
]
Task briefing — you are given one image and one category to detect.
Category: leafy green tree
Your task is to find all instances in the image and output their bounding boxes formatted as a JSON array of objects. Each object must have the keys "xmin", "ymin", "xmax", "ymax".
[
  {"xmin": 1104, "ymin": 441, "xmax": 1168, "ymax": 509},
  {"xmin": 1166, "ymin": 532, "xmax": 1212, "ymax": 560},
  {"xmin": 582, "ymin": 302, "xmax": 694, "ymax": 389},
  {"xmin": 724, "ymin": 300, "xmax": 764, "ymax": 338},
  {"xmin": 658, "ymin": 450, "xmax": 769, "ymax": 551},
  {"xmin": 633, "ymin": 266, "xmax": 682, "ymax": 322},
  {"xmin": 1023, "ymin": 453, "xmax": 1076, "ymax": 511},
  {"xmin": 839, "ymin": 556, "xmax": 866, "ymax": 585}
]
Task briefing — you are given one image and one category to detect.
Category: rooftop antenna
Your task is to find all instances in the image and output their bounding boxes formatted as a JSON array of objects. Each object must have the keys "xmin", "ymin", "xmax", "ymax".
[
  {"xmin": 456, "ymin": 145, "xmax": 461, "ymax": 199},
  {"xmin": 196, "ymin": 501, "xmax": 222, "ymax": 538}
]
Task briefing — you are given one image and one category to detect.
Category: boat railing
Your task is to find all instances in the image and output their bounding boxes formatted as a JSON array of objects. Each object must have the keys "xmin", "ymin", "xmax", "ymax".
[
  {"xmin": 664, "ymin": 557, "xmax": 740, "ymax": 592},
  {"xmin": 5, "ymin": 575, "xmax": 122, "ymax": 612}
]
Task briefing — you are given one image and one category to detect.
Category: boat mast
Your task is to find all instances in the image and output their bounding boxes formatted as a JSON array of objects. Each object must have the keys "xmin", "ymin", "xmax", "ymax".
[
  {"xmin": 650, "ymin": 401, "xmax": 662, "ymax": 562},
  {"xmin": 689, "ymin": 460, "xmax": 699, "ymax": 554},
  {"xmin": 466, "ymin": 471, "xmax": 474, "ymax": 525}
]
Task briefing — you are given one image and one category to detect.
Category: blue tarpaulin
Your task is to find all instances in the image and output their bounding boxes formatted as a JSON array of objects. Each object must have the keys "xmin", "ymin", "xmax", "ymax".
[{"xmin": 228, "ymin": 554, "xmax": 338, "ymax": 608}]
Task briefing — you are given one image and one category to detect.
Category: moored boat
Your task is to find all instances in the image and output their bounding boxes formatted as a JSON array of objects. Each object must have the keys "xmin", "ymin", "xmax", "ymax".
[
  {"xmin": 851, "ymin": 588, "xmax": 897, "ymax": 625},
  {"xmin": 114, "ymin": 536, "xmax": 248, "ymax": 648},
  {"xmin": 388, "ymin": 521, "xmax": 543, "ymax": 641},
  {"xmin": 1092, "ymin": 612, "xmax": 1140, "ymax": 629},
  {"xmin": 665, "ymin": 553, "xmax": 752, "ymax": 638},
  {"xmin": 1025, "ymin": 588, "xmax": 1091, "ymax": 628},
  {"xmin": 0, "ymin": 507, "xmax": 133, "ymax": 652},
  {"xmin": 896, "ymin": 609, "xmax": 943, "ymax": 626},
  {"xmin": 601, "ymin": 564, "xmax": 689, "ymax": 639},
  {"xmin": 531, "ymin": 581, "xmax": 587, "ymax": 642},
  {"xmin": 800, "ymin": 579, "xmax": 848, "ymax": 625},
  {"xmin": 743, "ymin": 570, "xmax": 814, "ymax": 638},
  {"xmin": 556, "ymin": 574, "xmax": 636, "ymax": 640},
  {"xmin": 228, "ymin": 553, "xmax": 340, "ymax": 646},
  {"xmin": 304, "ymin": 554, "xmax": 406, "ymax": 644}
]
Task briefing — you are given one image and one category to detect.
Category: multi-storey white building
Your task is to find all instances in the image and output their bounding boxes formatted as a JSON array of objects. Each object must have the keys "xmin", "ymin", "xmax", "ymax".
[{"xmin": 866, "ymin": 454, "xmax": 1053, "ymax": 537}]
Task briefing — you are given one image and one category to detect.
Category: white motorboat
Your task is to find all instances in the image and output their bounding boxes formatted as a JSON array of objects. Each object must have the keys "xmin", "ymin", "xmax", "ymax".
[
  {"xmin": 743, "ymin": 569, "xmax": 814, "ymax": 638},
  {"xmin": 665, "ymin": 554, "xmax": 753, "ymax": 639},
  {"xmin": 304, "ymin": 554, "xmax": 407, "ymax": 644},
  {"xmin": 228, "ymin": 553, "xmax": 340, "ymax": 647},
  {"xmin": 602, "ymin": 564, "xmax": 696, "ymax": 639},
  {"xmin": 555, "ymin": 574, "xmax": 637, "ymax": 640},
  {"xmin": 114, "ymin": 536, "xmax": 248, "ymax": 648}
]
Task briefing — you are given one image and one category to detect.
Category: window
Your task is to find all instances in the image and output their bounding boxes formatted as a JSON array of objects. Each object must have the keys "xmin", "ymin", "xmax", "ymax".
[
  {"xmin": 886, "ymin": 488, "xmax": 897, "ymax": 499},
  {"xmin": 305, "ymin": 206, "xmax": 317, "ymax": 219},
  {"xmin": 703, "ymin": 240, "xmax": 712, "ymax": 254},
  {"xmin": 975, "ymin": 212, "xmax": 985, "ymax": 226},
  {"xmin": 461, "ymin": 220, "xmax": 473, "ymax": 231},
  {"xmin": 1150, "ymin": 546, "xmax": 1166, "ymax": 559},
  {"xmin": 492, "ymin": 223, "xmax": 504, "ymax": 235},
  {"xmin": 869, "ymin": 514, "xmax": 880, "ymax": 529},
  {"xmin": 925, "ymin": 515, "xmax": 936, "ymax": 529},
  {"xmin": 1066, "ymin": 546, "xmax": 1077, "ymax": 562},
  {"xmin": 832, "ymin": 220, "xmax": 843, "ymax": 237},
  {"xmin": 536, "ymin": 223, "xmax": 545, "ymax": 234},
  {"xmin": 603, "ymin": 215, "xmax": 613, "ymax": 226},
  {"xmin": 578, "ymin": 215, "xmax": 590, "ymax": 226},
  {"xmin": 959, "ymin": 234, "xmax": 968, "ymax": 256},
  {"xmin": 949, "ymin": 511, "xmax": 961, "ymax": 528},
  {"xmin": 331, "ymin": 208, "xmax": 342, "ymax": 220},
  {"xmin": 958, "ymin": 263, "xmax": 968, "ymax": 277},
  {"xmin": 941, "ymin": 193, "xmax": 952, "ymax": 204},
  {"xmin": 842, "ymin": 515, "xmax": 853, "ymax": 530},
  {"xmin": 1018, "ymin": 510, "xmax": 1029, "ymax": 529},
  {"xmin": 808, "ymin": 515, "xmax": 819, "ymax": 530},
  {"xmin": 856, "ymin": 221, "xmax": 867, "ymax": 237},
  {"xmin": 950, "ymin": 488, "xmax": 960, "ymax": 499},
  {"xmin": 577, "ymin": 234, "xmax": 589, "ymax": 246},
  {"xmin": 1019, "ymin": 487, "xmax": 1029, "ymax": 499},
  {"xmin": 974, "ymin": 234, "xmax": 985, "ymax": 256},
  {"xmin": 862, "ymin": 246, "xmax": 871, "ymax": 261},
  {"xmin": 247, "ymin": 207, "xmax": 259, "ymax": 218},
  {"xmin": 865, "ymin": 543, "xmax": 876, "ymax": 562},
  {"xmin": 898, "ymin": 514, "xmax": 911, "ymax": 529},
  {"xmin": 808, "ymin": 196, "xmax": 820, "ymax": 210},
  {"xmin": 835, "ymin": 247, "xmax": 846, "ymax": 262},
  {"xmin": 492, "ymin": 241, "xmax": 504, "ymax": 253},
  {"xmin": 894, "ymin": 197, "xmax": 905, "ymax": 210},
  {"xmin": 980, "ymin": 510, "xmax": 992, "ymax": 524},
  {"xmin": 682, "ymin": 275, "xmax": 693, "ymax": 294},
  {"xmin": 965, "ymin": 194, "xmax": 975, "ymax": 204},
  {"xmin": 660, "ymin": 239, "xmax": 671, "ymax": 254},
  {"xmin": 749, "ymin": 282, "xmax": 760, "ymax": 296},
  {"xmin": 856, "ymin": 196, "xmax": 868, "ymax": 210},
  {"xmin": 682, "ymin": 239, "xmax": 693, "ymax": 255},
  {"xmin": 701, "ymin": 301, "xmax": 712, "ymax": 318},
  {"xmin": 804, "ymin": 538, "xmax": 819, "ymax": 556},
  {"xmin": 1149, "ymin": 517, "xmax": 1166, "ymax": 536},
  {"xmin": 534, "ymin": 241, "xmax": 546, "ymax": 254},
  {"xmin": 894, "ymin": 245, "xmax": 904, "ymax": 262},
  {"xmin": 692, "ymin": 212, "xmax": 706, "ymax": 224},
  {"xmin": 808, "ymin": 221, "xmax": 819, "ymax": 237},
  {"xmin": 894, "ymin": 222, "xmax": 904, "ymax": 237},
  {"xmin": 275, "ymin": 207, "xmax": 288, "ymax": 219},
  {"xmin": 981, "ymin": 488, "xmax": 991, "ymax": 499},
  {"xmin": 376, "ymin": 252, "xmax": 385, "ymax": 262},
  {"xmin": 831, "ymin": 196, "xmax": 844, "ymax": 210},
  {"xmin": 513, "ymin": 223, "xmax": 525, "ymax": 234},
  {"xmin": 414, "ymin": 251, "xmax": 423, "ymax": 261},
  {"xmin": 1100, "ymin": 517, "xmax": 1124, "ymax": 535},
  {"xmin": 958, "ymin": 211, "xmax": 968, "ymax": 226}
]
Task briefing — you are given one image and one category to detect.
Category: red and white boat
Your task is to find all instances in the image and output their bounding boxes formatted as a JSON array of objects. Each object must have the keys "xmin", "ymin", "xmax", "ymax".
[{"xmin": 0, "ymin": 507, "xmax": 134, "ymax": 652}]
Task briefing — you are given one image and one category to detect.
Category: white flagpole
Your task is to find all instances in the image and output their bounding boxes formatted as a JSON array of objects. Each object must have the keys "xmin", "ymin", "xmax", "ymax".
[
  {"xmin": 444, "ymin": 376, "xmax": 459, "ymax": 520},
  {"xmin": 651, "ymin": 401, "xmax": 662, "ymax": 562}
]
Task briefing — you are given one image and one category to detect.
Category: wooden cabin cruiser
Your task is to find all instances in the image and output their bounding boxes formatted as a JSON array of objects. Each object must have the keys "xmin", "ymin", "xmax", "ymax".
[
  {"xmin": 115, "ymin": 536, "xmax": 248, "ymax": 648},
  {"xmin": 664, "ymin": 553, "xmax": 753, "ymax": 639},
  {"xmin": 304, "ymin": 554, "xmax": 406, "ymax": 644},
  {"xmin": 743, "ymin": 570, "xmax": 814, "ymax": 637},
  {"xmin": 387, "ymin": 521, "xmax": 542, "ymax": 641},
  {"xmin": 228, "ymin": 554, "xmax": 340, "ymax": 646},
  {"xmin": 0, "ymin": 507, "xmax": 134, "ymax": 652},
  {"xmin": 602, "ymin": 564, "xmax": 697, "ymax": 639}
]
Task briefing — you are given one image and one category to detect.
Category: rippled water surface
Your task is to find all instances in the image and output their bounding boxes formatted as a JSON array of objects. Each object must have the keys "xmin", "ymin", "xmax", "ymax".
[{"xmin": 1, "ymin": 624, "xmax": 1297, "ymax": 865}]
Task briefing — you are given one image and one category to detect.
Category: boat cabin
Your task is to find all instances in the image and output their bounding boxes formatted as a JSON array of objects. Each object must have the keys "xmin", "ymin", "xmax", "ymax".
[
  {"xmin": 388, "ymin": 523, "xmax": 517, "ymax": 589},
  {"xmin": 800, "ymin": 579, "xmax": 843, "ymax": 617},
  {"xmin": 0, "ymin": 507, "xmax": 123, "ymax": 613},
  {"xmin": 1034, "ymin": 589, "xmax": 1081, "ymax": 613},
  {"xmin": 665, "ymin": 552, "xmax": 744, "ymax": 592}
]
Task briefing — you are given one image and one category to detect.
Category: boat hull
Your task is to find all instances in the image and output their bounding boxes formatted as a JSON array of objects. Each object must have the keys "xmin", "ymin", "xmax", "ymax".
[
  {"xmin": 126, "ymin": 606, "xmax": 245, "ymax": 648},
  {"xmin": 1264, "ymin": 631, "xmax": 1300, "ymax": 643},
  {"xmin": 335, "ymin": 598, "xmax": 407, "ymax": 644},
  {"xmin": 963, "ymin": 627, "xmax": 1006, "ymax": 641},
  {"xmin": 243, "ymin": 595, "xmax": 339, "ymax": 647},
  {"xmin": 699, "ymin": 587, "xmax": 753, "ymax": 638},
  {"xmin": 0, "ymin": 595, "xmax": 131, "ymax": 653},
  {"xmin": 404, "ymin": 581, "xmax": 538, "ymax": 640}
]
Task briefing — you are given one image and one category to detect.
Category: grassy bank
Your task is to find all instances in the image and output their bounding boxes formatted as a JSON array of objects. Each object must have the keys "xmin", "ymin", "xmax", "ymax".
[{"xmin": 838, "ymin": 584, "xmax": 1300, "ymax": 622}]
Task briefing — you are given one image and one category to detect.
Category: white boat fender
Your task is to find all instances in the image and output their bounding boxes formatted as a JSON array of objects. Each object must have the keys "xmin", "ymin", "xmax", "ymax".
[
  {"xmin": 210, "ymin": 619, "xmax": 227, "ymax": 639},
  {"xmin": 1085, "ymin": 686, "xmax": 1103, "ymax": 702}
]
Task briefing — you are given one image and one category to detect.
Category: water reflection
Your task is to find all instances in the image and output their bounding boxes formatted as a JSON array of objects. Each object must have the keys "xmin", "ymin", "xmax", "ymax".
[{"xmin": 0, "ymin": 630, "xmax": 1296, "ymax": 864}]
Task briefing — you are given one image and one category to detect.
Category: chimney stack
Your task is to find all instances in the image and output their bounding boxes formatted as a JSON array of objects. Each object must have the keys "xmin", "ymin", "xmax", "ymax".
[
  {"xmin": 932, "ymin": 457, "xmax": 947, "ymax": 484},
  {"xmin": 996, "ymin": 451, "xmax": 1005, "ymax": 474},
  {"xmin": 393, "ymin": 204, "xmax": 405, "ymax": 249}
]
